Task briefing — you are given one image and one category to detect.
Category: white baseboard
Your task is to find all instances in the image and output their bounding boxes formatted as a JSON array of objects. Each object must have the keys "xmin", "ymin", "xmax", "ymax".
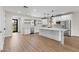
[
  {"xmin": 71, "ymin": 34, "xmax": 79, "ymax": 37},
  {"xmin": 5, "ymin": 35, "xmax": 12, "ymax": 38}
]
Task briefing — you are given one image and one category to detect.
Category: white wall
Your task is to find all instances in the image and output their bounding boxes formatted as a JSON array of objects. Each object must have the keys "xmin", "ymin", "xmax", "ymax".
[
  {"xmin": 0, "ymin": 7, "xmax": 5, "ymax": 50},
  {"xmin": 5, "ymin": 12, "xmax": 12, "ymax": 37},
  {"xmin": 71, "ymin": 12, "xmax": 79, "ymax": 36}
]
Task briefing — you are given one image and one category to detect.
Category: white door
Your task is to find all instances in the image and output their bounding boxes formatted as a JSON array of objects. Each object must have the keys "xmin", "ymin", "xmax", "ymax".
[
  {"xmin": 23, "ymin": 21, "xmax": 31, "ymax": 34},
  {"xmin": 0, "ymin": 7, "xmax": 5, "ymax": 50}
]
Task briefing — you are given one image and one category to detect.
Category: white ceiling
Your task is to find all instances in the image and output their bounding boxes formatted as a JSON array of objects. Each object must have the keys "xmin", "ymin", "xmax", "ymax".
[{"xmin": 4, "ymin": 6, "xmax": 79, "ymax": 17}]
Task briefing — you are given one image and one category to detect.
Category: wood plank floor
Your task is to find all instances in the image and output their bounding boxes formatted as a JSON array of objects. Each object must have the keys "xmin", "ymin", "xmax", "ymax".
[{"xmin": 2, "ymin": 33, "xmax": 79, "ymax": 52}]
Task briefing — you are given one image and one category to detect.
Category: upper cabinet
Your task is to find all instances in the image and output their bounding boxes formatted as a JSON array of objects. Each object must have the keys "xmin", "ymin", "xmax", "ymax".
[{"xmin": 53, "ymin": 14, "xmax": 72, "ymax": 22}]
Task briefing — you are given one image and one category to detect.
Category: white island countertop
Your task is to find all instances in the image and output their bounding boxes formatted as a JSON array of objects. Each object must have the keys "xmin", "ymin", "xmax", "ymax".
[
  {"xmin": 39, "ymin": 27, "xmax": 68, "ymax": 45},
  {"xmin": 40, "ymin": 27, "xmax": 68, "ymax": 31}
]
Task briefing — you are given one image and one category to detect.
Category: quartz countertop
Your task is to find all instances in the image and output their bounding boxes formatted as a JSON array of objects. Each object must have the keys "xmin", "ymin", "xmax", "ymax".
[{"xmin": 40, "ymin": 27, "xmax": 68, "ymax": 31}]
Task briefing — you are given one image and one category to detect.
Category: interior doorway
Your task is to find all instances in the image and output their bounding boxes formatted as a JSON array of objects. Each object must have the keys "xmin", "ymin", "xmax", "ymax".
[{"xmin": 12, "ymin": 19, "xmax": 18, "ymax": 32}]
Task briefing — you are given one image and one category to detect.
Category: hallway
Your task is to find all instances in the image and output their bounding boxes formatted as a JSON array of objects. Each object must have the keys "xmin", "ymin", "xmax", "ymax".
[{"xmin": 2, "ymin": 33, "xmax": 79, "ymax": 52}]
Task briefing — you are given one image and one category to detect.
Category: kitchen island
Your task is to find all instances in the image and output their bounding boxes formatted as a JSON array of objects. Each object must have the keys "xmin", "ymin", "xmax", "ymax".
[{"xmin": 39, "ymin": 27, "xmax": 68, "ymax": 45}]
